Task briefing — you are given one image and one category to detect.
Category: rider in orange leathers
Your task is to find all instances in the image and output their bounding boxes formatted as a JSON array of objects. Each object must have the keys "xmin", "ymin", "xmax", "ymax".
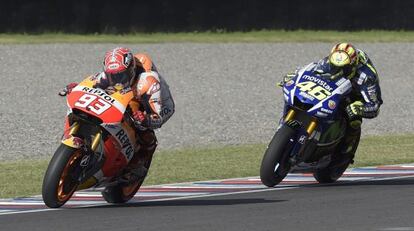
[{"xmin": 60, "ymin": 47, "xmax": 175, "ymax": 184}]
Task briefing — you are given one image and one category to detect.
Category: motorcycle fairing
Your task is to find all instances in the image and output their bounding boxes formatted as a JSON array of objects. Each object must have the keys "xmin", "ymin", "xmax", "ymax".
[
  {"xmin": 283, "ymin": 64, "xmax": 352, "ymax": 121},
  {"xmin": 64, "ymin": 77, "xmax": 138, "ymax": 177},
  {"xmin": 67, "ymin": 78, "xmax": 133, "ymax": 124},
  {"xmin": 281, "ymin": 64, "xmax": 354, "ymax": 160},
  {"xmin": 102, "ymin": 121, "xmax": 137, "ymax": 162}
]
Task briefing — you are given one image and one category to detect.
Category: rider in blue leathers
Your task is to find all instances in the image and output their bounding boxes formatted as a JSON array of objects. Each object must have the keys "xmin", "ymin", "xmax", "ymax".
[{"xmin": 283, "ymin": 43, "xmax": 383, "ymax": 163}]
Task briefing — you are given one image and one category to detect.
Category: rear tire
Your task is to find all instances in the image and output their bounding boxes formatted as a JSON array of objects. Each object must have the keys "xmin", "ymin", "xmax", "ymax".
[
  {"xmin": 42, "ymin": 144, "xmax": 82, "ymax": 208},
  {"xmin": 102, "ymin": 159, "xmax": 152, "ymax": 204},
  {"xmin": 313, "ymin": 158, "xmax": 351, "ymax": 183},
  {"xmin": 313, "ymin": 131, "xmax": 361, "ymax": 183},
  {"xmin": 101, "ymin": 182, "xmax": 142, "ymax": 204},
  {"xmin": 260, "ymin": 125, "xmax": 296, "ymax": 187}
]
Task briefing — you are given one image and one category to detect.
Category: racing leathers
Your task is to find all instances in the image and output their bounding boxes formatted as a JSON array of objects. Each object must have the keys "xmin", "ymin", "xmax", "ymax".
[
  {"xmin": 94, "ymin": 53, "xmax": 175, "ymax": 130},
  {"xmin": 97, "ymin": 53, "xmax": 174, "ymax": 182}
]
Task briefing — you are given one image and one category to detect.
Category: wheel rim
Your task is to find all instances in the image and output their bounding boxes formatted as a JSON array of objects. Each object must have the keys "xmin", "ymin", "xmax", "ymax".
[
  {"xmin": 122, "ymin": 182, "xmax": 139, "ymax": 197},
  {"xmin": 57, "ymin": 150, "xmax": 81, "ymax": 202}
]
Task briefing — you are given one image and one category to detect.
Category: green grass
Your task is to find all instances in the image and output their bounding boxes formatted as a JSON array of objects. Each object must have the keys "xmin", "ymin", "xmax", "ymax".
[
  {"xmin": 1, "ymin": 133, "xmax": 413, "ymax": 199},
  {"xmin": 2, "ymin": 30, "xmax": 414, "ymax": 44}
]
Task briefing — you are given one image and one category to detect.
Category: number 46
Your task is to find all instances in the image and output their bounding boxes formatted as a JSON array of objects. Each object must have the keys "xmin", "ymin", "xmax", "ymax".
[
  {"xmin": 296, "ymin": 81, "xmax": 332, "ymax": 100},
  {"xmin": 75, "ymin": 94, "xmax": 111, "ymax": 115}
]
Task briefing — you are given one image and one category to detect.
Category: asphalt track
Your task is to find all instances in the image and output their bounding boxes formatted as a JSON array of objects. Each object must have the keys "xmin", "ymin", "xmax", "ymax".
[{"xmin": 0, "ymin": 165, "xmax": 413, "ymax": 231}]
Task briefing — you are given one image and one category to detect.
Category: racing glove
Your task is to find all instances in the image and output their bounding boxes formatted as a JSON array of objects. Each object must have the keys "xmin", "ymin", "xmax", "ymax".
[
  {"xmin": 132, "ymin": 111, "xmax": 147, "ymax": 130},
  {"xmin": 58, "ymin": 82, "xmax": 78, "ymax": 96},
  {"xmin": 346, "ymin": 101, "xmax": 364, "ymax": 128}
]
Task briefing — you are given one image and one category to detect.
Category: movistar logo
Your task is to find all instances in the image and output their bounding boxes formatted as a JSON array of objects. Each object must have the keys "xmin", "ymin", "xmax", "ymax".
[{"xmin": 302, "ymin": 75, "xmax": 333, "ymax": 91}]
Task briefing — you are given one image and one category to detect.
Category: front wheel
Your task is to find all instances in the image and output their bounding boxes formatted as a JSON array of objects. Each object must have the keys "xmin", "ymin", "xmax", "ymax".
[
  {"xmin": 260, "ymin": 125, "xmax": 296, "ymax": 187},
  {"xmin": 42, "ymin": 144, "xmax": 82, "ymax": 208}
]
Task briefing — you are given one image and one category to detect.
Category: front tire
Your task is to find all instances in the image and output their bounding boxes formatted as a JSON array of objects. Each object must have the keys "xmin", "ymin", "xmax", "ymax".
[
  {"xmin": 42, "ymin": 144, "xmax": 82, "ymax": 208},
  {"xmin": 260, "ymin": 125, "xmax": 296, "ymax": 187}
]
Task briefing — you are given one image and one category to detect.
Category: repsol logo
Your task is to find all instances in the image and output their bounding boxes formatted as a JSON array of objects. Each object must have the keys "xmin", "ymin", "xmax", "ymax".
[
  {"xmin": 82, "ymin": 87, "xmax": 115, "ymax": 104},
  {"xmin": 115, "ymin": 129, "xmax": 134, "ymax": 160},
  {"xmin": 302, "ymin": 75, "xmax": 333, "ymax": 91}
]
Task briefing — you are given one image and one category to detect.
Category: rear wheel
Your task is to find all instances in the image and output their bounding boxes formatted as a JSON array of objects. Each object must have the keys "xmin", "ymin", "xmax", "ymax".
[
  {"xmin": 313, "ymin": 158, "xmax": 351, "ymax": 183},
  {"xmin": 313, "ymin": 130, "xmax": 361, "ymax": 183},
  {"xmin": 260, "ymin": 125, "xmax": 296, "ymax": 187},
  {"xmin": 102, "ymin": 159, "xmax": 152, "ymax": 204},
  {"xmin": 42, "ymin": 144, "xmax": 82, "ymax": 208}
]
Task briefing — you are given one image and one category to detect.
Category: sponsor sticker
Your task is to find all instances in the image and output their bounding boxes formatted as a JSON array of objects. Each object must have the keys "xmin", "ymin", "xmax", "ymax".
[
  {"xmin": 149, "ymin": 82, "xmax": 160, "ymax": 94},
  {"xmin": 115, "ymin": 129, "xmax": 134, "ymax": 160},
  {"xmin": 321, "ymin": 108, "xmax": 333, "ymax": 114},
  {"xmin": 138, "ymin": 82, "xmax": 144, "ymax": 91},
  {"xmin": 298, "ymin": 135, "xmax": 307, "ymax": 144},
  {"xmin": 285, "ymin": 80, "xmax": 294, "ymax": 87},
  {"xmin": 357, "ymin": 72, "xmax": 367, "ymax": 85},
  {"xmin": 73, "ymin": 137, "xmax": 84, "ymax": 147},
  {"xmin": 160, "ymin": 107, "xmax": 171, "ymax": 117},
  {"xmin": 80, "ymin": 155, "xmax": 90, "ymax": 167},
  {"xmin": 108, "ymin": 63, "xmax": 120, "ymax": 70},
  {"xmin": 335, "ymin": 77, "xmax": 346, "ymax": 86},
  {"xmin": 316, "ymin": 111, "xmax": 328, "ymax": 117},
  {"xmin": 81, "ymin": 87, "xmax": 115, "ymax": 104},
  {"xmin": 299, "ymin": 91, "xmax": 315, "ymax": 101},
  {"xmin": 302, "ymin": 75, "xmax": 333, "ymax": 91},
  {"xmin": 328, "ymin": 100, "xmax": 336, "ymax": 110}
]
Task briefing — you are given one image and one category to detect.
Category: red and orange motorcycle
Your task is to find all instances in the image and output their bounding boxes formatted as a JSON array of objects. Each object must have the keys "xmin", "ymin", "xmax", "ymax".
[{"xmin": 42, "ymin": 76, "xmax": 149, "ymax": 208}]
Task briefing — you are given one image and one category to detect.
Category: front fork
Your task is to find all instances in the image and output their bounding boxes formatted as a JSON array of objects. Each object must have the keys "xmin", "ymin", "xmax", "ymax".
[
  {"xmin": 284, "ymin": 109, "xmax": 318, "ymax": 135},
  {"xmin": 62, "ymin": 122, "xmax": 102, "ymax": 152},
  {"xmin": 61, "ymin": 122, "xmax": 103, "ymax": 190},
  {"xmin": 62, "ymin": 122, "xmax": 82, "ymax": 149},
  {"xmin": 283, "ymin": 109, "xmax": 318, "ymax": 164}
]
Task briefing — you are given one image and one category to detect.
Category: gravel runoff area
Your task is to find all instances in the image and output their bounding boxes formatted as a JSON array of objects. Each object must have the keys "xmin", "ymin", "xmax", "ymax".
[{"xmin": 0, "ymin": 43, "xmax": 413, "ymax": 161}]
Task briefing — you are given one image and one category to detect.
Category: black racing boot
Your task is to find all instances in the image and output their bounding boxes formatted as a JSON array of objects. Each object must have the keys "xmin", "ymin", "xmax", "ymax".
[{"xmin": 336, "ymin": 119, "xmax": 362, "ymax": 166}]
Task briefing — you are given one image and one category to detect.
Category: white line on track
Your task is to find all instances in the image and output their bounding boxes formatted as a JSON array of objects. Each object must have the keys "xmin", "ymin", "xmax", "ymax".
[{"xmin": 0, "ymin": 166, "xmax": 413, "ymax": 216}]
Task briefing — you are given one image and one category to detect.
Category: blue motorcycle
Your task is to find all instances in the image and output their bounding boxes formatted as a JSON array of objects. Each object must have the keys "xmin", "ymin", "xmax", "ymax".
[{"xmin": 260, "ymin": 63, "xmax": 360, "ymax": 187}]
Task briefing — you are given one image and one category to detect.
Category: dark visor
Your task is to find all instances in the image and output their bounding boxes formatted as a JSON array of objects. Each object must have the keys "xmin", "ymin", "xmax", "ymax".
[
  {"xmin": 107, "ymin": 71, "xmax": 130, "ymax": 86},
  {"xmin": 329, "ymin": 63, "xmax": 352, "ymax": 77}
]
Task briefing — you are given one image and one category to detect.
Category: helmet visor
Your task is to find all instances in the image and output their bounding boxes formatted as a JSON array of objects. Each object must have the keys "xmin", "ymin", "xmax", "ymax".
[
  {"xmin": 329, "ymin": 63, "xmax": 353, "ymax": 78},
  {"xmin": 105, "ymin": 65, "xmax": 135, "ymax": 88},
  {"xmin": 107, "ymin": 71, "xmax": 130, "ymax": 85}
]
